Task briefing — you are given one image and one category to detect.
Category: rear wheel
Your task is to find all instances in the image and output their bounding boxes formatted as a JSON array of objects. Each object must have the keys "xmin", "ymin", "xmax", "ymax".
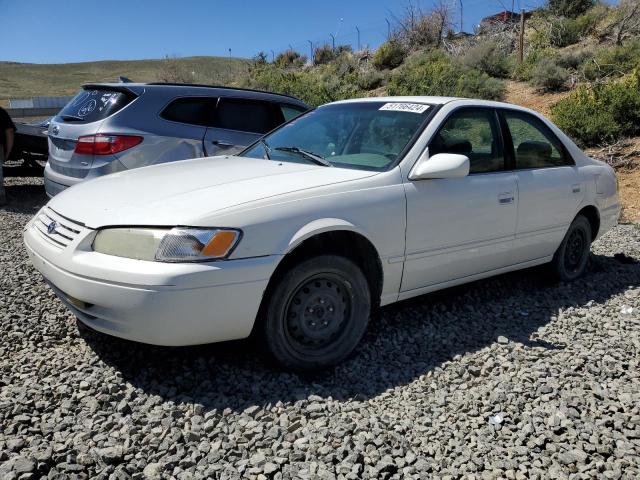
[
  {"xmin": 551, "ymin": 215, "xmax": 592, "ymax": 281},
  {"xmin": 263, "ymin": 255, "xmax": 371, "ymax": 370}
]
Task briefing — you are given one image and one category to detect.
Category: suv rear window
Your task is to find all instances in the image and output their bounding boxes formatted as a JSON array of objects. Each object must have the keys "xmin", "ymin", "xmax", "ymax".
[{"xmin": 58, "ymin": 88, "xmax": 134, "ymax": 123}]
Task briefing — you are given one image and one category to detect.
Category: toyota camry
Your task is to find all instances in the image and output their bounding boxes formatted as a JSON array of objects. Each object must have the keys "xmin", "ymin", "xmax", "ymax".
[{"xmin": 24, "ymin": 97, "xmax": 620, "ymax": 369}]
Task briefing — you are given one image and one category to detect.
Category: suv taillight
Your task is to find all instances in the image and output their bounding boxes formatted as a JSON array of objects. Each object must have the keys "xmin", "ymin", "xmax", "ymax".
[{"xmin": 75, "ymin": 134, "xmax": 143, "ymax": 155}]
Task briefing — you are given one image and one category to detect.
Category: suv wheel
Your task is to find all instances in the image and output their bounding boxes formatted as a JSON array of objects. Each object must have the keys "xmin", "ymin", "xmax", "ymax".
[
  {"xmin": 551, "ymin": 215, "xmax": 592, "ymax": 281},
  {"xmin": 263, "ymin": 255, "xmax": 371, "ymax": 370}
]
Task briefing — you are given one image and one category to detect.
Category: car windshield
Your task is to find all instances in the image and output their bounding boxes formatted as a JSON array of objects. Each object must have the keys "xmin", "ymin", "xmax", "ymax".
[{"xmin": 242, "ymin": 101, "xmax": 433, "ymax": 171}]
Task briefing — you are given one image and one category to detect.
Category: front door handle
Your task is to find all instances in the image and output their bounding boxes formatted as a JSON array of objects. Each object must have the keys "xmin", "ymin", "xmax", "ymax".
[{"xmin": 498, "ymin": 192, "xmax": 514, "ymax": 204}]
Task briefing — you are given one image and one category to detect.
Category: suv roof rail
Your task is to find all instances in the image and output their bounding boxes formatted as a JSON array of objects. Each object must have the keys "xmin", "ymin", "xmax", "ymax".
[{"xmin": 145, "ymin": 82, "xmax": 304, "ymax": 102}]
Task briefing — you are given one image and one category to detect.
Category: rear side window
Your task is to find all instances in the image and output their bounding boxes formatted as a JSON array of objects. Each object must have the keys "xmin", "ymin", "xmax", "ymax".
[
  {"xmin": 213, "ymin": 98, "xmax": 277, "ymax": 134},
  {"xmin": 58, "ymin": 89, "xmax": 134, "ymax": 123},
  {"xmin": 503, "ymin": 111, "xmax": 573, "ymax": 169},
  {"xmin": 161, "ymin": 97, "xmax": 216, "ymax": 126},
  {"xmin": 280, "ymin": 104, "xmax": 307, "ymax": 122},
  {"xmin": 430, "ymin": 108, "xmax": 504, "ymax": 174}
]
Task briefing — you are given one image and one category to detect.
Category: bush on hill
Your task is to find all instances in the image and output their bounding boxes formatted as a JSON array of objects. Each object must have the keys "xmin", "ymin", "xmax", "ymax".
[
  {"xmin": 551, "ymin": 72, "xmax": 640, "ymax": 146},
  {"xmin": 372, "ymin": 41, "xmax": 406, "ymax": 70},
  {"xmin": 387, "ymin": 51, "xmax": 504, "ymax": 100}
]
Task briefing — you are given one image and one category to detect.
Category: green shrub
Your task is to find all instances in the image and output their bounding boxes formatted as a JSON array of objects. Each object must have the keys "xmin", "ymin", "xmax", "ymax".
[
  {"xmin": 388, "ymin": 51, "xmax": 504, "ymax": 100},
  {"xmin": 530, "ymin": 57, "xmax": 570, "ymax": 91},
  {"xmin": 246, "ymin": 53, "xmax": 381, "ymax": 106},
  {"xmin": 583, "ymin": 40, "xmax": 640, "ymax": 81},
  {"xmin": 314, "ymin": 45, "xmax": 335, "ymax": 65},
  {"xmin": 551, "ymin": 73, "xmax": 640, "ymax": 146},
  {"xmin": 548, "ymin": 17, "xmax": 583, "ymax": 47},
  {"xmin": 372, "ymin": 41, "xmax": 406, "ymax": 70},
  {"xmin": 512, "ymin": 48, "xmax": 557, "ymax": 81},
  {"xmin": 459, "ymin": 41, "xmax": 511, "ymax": 78},
  {"xmin": 356, "ymin": 69, "xmax": 385, "ymax": 90},
  {"xmin": 274, "ymin": 50, "xmax": 307, "ymax": 69},
  {"xmin": 547, "ymin": 0, "xmax": 596, "ymax": 18},
  {"xmin": 557, "ymin": 49, "xmax": 593, "ymax": 69}
]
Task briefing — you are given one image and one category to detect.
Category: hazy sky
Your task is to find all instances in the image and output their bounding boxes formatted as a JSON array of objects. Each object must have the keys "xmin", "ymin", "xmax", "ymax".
[{"xmin": 2, "ymin": 0, "xmax": 557, "ymax": 63}]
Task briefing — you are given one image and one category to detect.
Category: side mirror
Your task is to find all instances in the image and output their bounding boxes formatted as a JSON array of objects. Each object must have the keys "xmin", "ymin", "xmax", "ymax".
[{"xmin": 409, "ymin": 152, "xmax": 470, "ymax": 180}]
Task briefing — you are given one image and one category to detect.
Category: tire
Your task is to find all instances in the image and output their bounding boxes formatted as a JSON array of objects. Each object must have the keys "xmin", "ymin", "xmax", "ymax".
[
  {"xmin": 262, "ymin": 255, "xmax": 371, "ymax": 370},
  {"xmin": 551, "ymin": 215, "xmax": 592, "ymax": 281}
]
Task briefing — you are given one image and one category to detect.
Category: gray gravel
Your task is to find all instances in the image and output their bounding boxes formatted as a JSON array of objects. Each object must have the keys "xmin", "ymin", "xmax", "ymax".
[{"xmin": 1, "ymin": 176, "xmax": 639, "ymax": 479}]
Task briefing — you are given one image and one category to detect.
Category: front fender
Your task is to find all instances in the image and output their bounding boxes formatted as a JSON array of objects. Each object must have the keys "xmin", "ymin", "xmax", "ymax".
[{"xmin": 285, "ymin": 218, "xmax": 368, "ymax": 253}]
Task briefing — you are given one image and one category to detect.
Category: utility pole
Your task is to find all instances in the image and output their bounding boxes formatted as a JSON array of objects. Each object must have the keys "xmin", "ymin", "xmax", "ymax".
[
  {"xmin": 385, "ymin": 18, "xmax": 391, "ymax": 40},
  {"xmin": 459, "ymin": 0, "xmax": 463, "ymax": 32},
  {"xmin": 308, "ymin": 40, "xmax": 314, "ymax": 64},
  {"xmin": 330, "ymin": 33, "xmax": 335, "ymax": 51},
  {"xmin": 270, "ymin": 50, "xmax": 275, "ymax": 62},
  {"xmin": 518, "ymin": 9, "xmax": 525, "ymax": 63},
  {"xmin": 228, "ymin": 48, "xmax": 232, "ymax": 77},
  {"xmin": 356, "ymin": 26, "xmax": 361, "ymax": 51}
]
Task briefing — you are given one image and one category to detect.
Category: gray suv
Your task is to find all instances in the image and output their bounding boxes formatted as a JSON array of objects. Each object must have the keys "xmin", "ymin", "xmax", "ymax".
[{"xmin": 44, "ymin": 83, "xmax": 309, "ymax": 196}]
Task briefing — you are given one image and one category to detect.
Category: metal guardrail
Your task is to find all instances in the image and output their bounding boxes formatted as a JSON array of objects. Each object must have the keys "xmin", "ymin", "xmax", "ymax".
[{"xmin": 7, "ymin": 107, "xmax": 60, "ymax": 118}]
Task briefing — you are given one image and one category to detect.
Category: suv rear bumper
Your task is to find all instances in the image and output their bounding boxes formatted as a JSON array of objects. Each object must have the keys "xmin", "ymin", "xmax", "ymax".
[{"xmin": 44, "ymin": 157, "xmax": 127, "ymax": 197}]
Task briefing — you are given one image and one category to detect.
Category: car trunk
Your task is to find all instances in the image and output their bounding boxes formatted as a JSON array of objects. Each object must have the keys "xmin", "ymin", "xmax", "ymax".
[
  {"xmin": 47, "ymin": 120, "xmax": 104, "ymax": 178},
  {"xmin": 47, "ymin": 87, "xmax": 137, "ymax": 178}
]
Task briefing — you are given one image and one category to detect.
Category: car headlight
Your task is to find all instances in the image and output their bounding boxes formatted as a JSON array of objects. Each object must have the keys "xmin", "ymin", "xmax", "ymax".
[{"xmin": 92, "ymin": 227, "xmax": 241, "ymax": 262}]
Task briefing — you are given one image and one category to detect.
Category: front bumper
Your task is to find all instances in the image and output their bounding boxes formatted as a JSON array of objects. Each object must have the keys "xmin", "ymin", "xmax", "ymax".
[{"xmin": 24, "ymin": 215, "xmax": 280, "ymax": 346}]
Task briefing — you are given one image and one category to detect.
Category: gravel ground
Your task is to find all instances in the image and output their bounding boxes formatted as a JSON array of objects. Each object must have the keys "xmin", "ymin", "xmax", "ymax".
[{"xmin": 1, "ymin": 177, "xmax": 639, "ymax": 480}]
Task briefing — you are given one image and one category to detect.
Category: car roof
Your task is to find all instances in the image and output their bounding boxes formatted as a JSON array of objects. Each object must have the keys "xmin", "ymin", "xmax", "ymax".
[
  {"xmin": 82, "ymin": 82, "xmax": 309, "ymax": 107},
  {"xmin": 328, "ymin": 96, "xmax": 536, "ymax": 114}
]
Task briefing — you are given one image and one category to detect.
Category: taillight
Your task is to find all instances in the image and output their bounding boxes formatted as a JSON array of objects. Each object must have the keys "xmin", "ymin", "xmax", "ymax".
[{"xmin": 74, "ymin": 134, "xmax": 143, "ymax": 155}]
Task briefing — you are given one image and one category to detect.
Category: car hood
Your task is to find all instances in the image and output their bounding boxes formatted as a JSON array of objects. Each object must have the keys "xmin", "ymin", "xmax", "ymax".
[{"xmin": 48, "ymin": 155, "xmax": 377, "ymax": 228}]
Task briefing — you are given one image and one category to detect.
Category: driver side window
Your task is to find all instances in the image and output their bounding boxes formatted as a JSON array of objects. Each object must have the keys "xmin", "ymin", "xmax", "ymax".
[{"xmin": 430, "ymin": 108, "xmax": 504, "ymax": 174}]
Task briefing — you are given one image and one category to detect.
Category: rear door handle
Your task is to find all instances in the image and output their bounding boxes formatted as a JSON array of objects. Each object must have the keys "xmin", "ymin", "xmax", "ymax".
[
  {"xmin": 571, "ymin": 183, "xmax": 581, "ymax": 193},
  {"xmin": 211, "ymin": 140, "xmax": 234, "ymax": 147},
  {"xmin": 498, "ymin": 192, "xmax": 514, "ymax": 204}
]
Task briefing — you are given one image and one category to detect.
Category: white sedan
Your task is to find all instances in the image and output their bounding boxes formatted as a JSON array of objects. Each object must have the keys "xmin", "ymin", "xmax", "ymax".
[{"xmin": 24, "ymin": 97, "xmax": 619, "ymax": 369}]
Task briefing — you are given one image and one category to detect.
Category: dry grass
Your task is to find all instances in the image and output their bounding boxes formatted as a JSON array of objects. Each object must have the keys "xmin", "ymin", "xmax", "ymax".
[{"xmin": 0, "ymin": 57, "xmax": 250, "ymax": 107}]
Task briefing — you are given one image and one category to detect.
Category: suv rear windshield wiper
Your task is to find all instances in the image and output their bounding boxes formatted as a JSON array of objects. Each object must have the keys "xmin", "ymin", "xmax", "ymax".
[
  {"xmin": 275, "ymin": 146, "xmax": 332, "ymax": 167},
  {"xmin": 60, "ymin": 115, "xmax": 85, "ymax": 122}
]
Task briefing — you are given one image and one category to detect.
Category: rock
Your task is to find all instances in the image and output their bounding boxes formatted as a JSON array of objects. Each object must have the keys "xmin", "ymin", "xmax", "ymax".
[
  {"xmin": 2, "ymin": 189, "xmax": 639, "ymax": 480},
  {"xmin": 143, "ymin": 462, "xmax": 163, "ymax": 479},
  {"xmin": 96, "ymin": 446, "xmax": 124, "ymax": 464}
]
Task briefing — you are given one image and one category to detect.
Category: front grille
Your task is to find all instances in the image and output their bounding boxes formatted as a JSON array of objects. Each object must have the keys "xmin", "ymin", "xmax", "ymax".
[{"xmin": 33, "ymin": 207, "xmax": 84, "ymax": 248}]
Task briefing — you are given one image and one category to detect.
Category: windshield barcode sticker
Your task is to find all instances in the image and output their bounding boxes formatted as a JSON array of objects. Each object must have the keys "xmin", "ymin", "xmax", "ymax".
[{"xmin": 379, "ymin": 103, "xmax": 430, "ymax": 114}]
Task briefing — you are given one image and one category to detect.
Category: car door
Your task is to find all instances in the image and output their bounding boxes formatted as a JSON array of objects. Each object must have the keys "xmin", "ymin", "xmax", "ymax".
[
  {"xmin": 203, "ymin": 98, "xmax": 282, "ymax": 156},
  {"xmin": 499, "ymin": 109, "xmax": 584, "ymax": 263},
  {"xmin": 401, "ymin": 107, "xmax": 518, "ymax": 293}
]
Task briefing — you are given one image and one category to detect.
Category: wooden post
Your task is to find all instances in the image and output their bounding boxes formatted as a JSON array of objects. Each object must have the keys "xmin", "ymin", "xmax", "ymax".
[{"xmin": 518, "ymin": 9, "xmax": 525, "ymax": 64}]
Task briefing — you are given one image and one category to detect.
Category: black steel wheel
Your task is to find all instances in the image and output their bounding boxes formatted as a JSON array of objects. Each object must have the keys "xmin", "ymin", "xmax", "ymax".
[
  {"xmin": 552, "ymin": 215, "xmax": 592, "ymax": 281},
  {"xmin": 263, "ymin": 255, "xmax": 371, "ymax": 370}
]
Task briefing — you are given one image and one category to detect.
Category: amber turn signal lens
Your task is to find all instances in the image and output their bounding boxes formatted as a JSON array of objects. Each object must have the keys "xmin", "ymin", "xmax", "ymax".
[{"xmin": 201, "ymin": 230, "xmax": 239, "ymax": 257}]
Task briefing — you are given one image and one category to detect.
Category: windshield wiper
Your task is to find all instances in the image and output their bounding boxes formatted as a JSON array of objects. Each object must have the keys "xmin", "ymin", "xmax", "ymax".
[
  {"xmin": 61, "ymin": 115, "xmax": 85, "ymax": 122},
  {"xmin": 259, "ymin": 138, "xmax": 271, "ymax": 160},
  {"xmin": 275, "ymin": 146, "xmax": 332, "ymax": 167}
]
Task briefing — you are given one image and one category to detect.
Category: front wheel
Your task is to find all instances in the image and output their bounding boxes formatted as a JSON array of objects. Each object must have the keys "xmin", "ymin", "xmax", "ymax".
[
  {"xmin": 262, "ymin": 255, "xmax": 371, "ymax": 370},
  {"xmin": 551, "ymin": 215, "xmax": 592, "ymax": 281}
]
